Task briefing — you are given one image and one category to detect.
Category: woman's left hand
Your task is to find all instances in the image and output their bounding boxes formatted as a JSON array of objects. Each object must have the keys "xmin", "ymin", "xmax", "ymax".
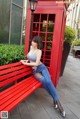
[{"xmin": 20, "ymin": 60, "xmax": 28, "ymax": 65}]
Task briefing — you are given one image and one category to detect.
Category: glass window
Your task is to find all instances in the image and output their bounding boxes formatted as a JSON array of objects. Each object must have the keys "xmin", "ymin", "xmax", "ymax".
[
  {"xmin": 33, "ymin": 14, "xmax": 40, "ymax": 22},
  {"xmin": 10, "ymin": 4, "xmax": 23, "ymax": 44},
  {"xmin": 41, "ymin": 14, "xmax": 47, "ymax": 22},
  {"xmin": 12, "ymin": 0, "xmax": 23, "ymax": 7},
  {"xmin": 0, "ymin": 0, "xmax": 10, "ymax": 43}
]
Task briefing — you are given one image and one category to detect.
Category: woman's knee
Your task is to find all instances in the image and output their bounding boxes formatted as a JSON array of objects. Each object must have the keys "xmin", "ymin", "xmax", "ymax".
[
  {"xmin": 34, "ymin": 73, "xmax": 42, "ymax": 79},
  {"xmin": 34, "ymin": 73, "xmax": 45, "ymax": 82}
]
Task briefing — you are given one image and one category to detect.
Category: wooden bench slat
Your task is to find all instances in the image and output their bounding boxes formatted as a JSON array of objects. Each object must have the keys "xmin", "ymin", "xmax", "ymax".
[
  {"xmin": 0, "ymin": 62, "xmax": 42, "ymax": 113},
  {"xmin": 0, "ymin": 65, "xmax": 29, "ymax": 76},
  {"xmin": 0, "ymin": 81, "xmax": 41, "ymax": 111},
  {"xmin": 0, "ymin": 67, "xmax": 32, "ymax": 81},
  {"xmin": 0, "ymin": 70, "xmax": 32, "ymax": 87},
  {"xmin": 0, "ymin": 76, "xmax": 34, "ymax": 96},
  {"xmin": 0, "ymin": 76, "xmax": 34, "ymax": 100},
  {"xmin": 1, "ymin": 82, "xmax": 41, "ymax": 112},
  {"xmin": 0, "ymin": 77, "xmax": 35, "ymax": 101},
  {"xmin": 0, "ymin": 62, "xmax": 22, "ymax": 70},
  {"xmin": 0, "ymin": 78, "xmax": 37, "ymax": 105}
]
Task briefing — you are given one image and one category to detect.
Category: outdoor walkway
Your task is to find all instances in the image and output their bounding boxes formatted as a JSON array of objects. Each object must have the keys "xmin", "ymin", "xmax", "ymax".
[{"xmin": 8, "ymin": 55, "xmax": 80, "ymax": 119}]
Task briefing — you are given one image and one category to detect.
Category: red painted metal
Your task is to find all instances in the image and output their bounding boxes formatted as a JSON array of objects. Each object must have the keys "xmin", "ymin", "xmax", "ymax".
[
  {"xmin": 0, "ymin": 78, "xmax": 41, "ymax": 111},
  {"xmin": 0, "ymin": 63, "xmax": 33, "ymax": 87},
  {"xmin": 0, "ymin": 62, "xmax": 42, "ymax": 113},
  {"xmin": 25, "ymin": 1, "xmax": 67, "ymax": 86},
  {"xmin": 38, "ymin": 0, "xmax": 70, "ymax": 10}
]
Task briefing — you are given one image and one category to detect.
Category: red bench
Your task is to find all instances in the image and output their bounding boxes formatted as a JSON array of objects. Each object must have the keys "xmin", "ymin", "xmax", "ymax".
[{"xmin": 0, "ymin": 62, "xmax": 42, "ymax": 117}]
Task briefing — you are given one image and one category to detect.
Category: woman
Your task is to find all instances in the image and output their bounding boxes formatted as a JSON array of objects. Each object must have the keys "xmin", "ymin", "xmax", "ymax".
[{"xmin": 20, "ymin": 36, "xmax": 66, "ymax": 118}]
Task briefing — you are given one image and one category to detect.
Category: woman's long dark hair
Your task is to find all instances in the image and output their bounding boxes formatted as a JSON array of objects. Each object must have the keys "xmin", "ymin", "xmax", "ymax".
[{"xmin": 32, "ymin": 36, "xmax": 43, "ymax": 50}]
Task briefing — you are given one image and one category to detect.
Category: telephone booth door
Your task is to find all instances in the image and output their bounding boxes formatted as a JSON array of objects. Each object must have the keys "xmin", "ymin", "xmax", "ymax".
[{"xmin": 25, "ymin": 1, "xmax": 66, "ymax": 86}]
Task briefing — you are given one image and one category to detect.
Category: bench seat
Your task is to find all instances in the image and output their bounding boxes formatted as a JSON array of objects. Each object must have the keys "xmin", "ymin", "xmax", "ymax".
[{"xmin": 0, "ymin": 62, "xmax": 42, "ymax": 112}]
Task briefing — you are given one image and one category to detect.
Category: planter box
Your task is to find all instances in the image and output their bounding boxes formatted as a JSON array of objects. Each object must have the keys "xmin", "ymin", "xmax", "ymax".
[{"xmin": 60, "ymin": 42, "xmax": 71, "ymax": 76}]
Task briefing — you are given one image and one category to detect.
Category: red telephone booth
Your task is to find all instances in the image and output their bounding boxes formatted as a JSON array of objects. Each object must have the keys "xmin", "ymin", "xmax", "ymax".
[{"xmin": 25, "ymin": 0, "xmax": 67, "ymax": 86}]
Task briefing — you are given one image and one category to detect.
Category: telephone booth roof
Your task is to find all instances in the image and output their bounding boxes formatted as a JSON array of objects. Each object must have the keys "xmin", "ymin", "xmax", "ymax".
[{"xmin": 38, "ymin": 0, "xmax": 70, "ymax": 10}]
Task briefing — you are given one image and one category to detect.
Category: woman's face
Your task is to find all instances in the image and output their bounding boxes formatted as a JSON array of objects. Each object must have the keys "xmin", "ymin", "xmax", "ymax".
[{"xmin": 31, "ymin": 41, "xmax": 38, "ymax": 48}]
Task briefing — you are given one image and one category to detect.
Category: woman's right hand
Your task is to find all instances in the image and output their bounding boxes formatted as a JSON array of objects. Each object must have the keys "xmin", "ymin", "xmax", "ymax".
[{"xmin": 20, "ymin": 60, "xmax": 28, "ymax": 64}]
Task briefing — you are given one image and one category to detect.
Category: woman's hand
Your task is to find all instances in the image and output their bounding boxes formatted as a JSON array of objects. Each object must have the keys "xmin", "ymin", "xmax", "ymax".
[
  {"xmin": 20, "ymin": 49, "xmax": 42, "ymax": 67},
  {"xmin": 20, "ymin": 60, "xmax": 28, "ymax": 65}
]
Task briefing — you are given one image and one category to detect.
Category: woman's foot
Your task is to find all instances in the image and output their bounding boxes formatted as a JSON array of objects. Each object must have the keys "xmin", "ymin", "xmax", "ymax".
[
  {"xmin": 53, "ymin": 100, "xmax": 58, "ymax": 109},
  {"xmin": 57, "ymin": 100, "xmax": 66, "ymax": 118},
  {"xmin": 53, "ymin": 100, "xmax": 66, "ymax": 118}
]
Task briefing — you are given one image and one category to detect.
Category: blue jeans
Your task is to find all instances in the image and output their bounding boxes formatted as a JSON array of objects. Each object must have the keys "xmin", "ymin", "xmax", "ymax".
[{"xmin": 33, "ymin": 63, "xmax": 59, "ymax": 101}]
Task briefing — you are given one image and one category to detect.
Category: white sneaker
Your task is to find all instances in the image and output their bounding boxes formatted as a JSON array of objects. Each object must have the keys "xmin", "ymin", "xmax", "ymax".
[
  {"xmin": 60, "ymin": 110, "xmax": 66, "ymax": 118},
  {"xmin": 54, "ymin": 100, "xmax": 66, "ymax": 118},
  {"xmin": 54, "ymin": 101, "xmax": 58, "ymax": 109}
]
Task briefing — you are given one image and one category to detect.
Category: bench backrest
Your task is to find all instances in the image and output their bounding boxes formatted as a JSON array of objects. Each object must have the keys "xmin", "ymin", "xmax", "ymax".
[{"xmin": 0, "ymin": 62, "xmax": 33, "ymax": 89}]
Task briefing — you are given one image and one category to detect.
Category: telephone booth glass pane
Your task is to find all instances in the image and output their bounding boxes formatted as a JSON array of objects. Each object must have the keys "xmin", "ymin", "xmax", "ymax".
[
  {"xmin": 33, "ymin": 14, "xmax": 40, "ymax": 22},
  {"xmin": 32, "ymin": 14, "xmax": 55, "ymax": 67}
]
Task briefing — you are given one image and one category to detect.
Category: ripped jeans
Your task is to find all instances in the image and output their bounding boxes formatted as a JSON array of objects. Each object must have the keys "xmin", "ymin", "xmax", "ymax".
[{"xmin": 33, "ymin": 63, "xmax": 59, "ymax": 101}]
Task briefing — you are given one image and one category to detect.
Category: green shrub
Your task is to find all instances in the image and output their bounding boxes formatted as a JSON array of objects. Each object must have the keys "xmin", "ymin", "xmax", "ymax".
[
  {"xmin": 72, "ymin": 39, "xmax": 80, "ymax": 46},
  {"xmin": 64, "ymin": 26, "xmax": 76, "ymax": 45},
  {"xmin": 0, "ymin": 44, "xmax": 26, "ymax": 65}
]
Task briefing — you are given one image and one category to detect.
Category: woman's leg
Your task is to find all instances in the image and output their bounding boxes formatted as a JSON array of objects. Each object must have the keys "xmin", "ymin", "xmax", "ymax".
[
  {"xmin": 40, "ymin": 67, "xmax": 59, "ymax": 101},
  {"xmin": 34, "ymin": 69, "xmax": 66, "ymax": 117},
  {"xmin": 34, "ymin": 73, "xmax": 53, "ymax": 97},
  {"xmin": 41, "ymin": 67, "xmax": 66, "ymax": 117},
  {"xmin": 33, "ymin": 65, "xmax": 59, "ymax": 101}
]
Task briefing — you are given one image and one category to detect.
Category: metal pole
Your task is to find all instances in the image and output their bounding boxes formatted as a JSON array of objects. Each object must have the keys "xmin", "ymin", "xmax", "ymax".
[
  {"xmin": 9, "ymin": 0, "xmax": 12, "ymax": 44},
  {"xmin": 30, "ymin": 11, "xmax": 34, "ymax": 44},
  {"xmin": 20, "ymin": 0, "xmax": 24, "ymax": 45}
]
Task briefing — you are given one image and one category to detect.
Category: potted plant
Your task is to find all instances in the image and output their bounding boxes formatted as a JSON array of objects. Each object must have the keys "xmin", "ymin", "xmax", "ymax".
[{"xmin": 60, "ymin": 26, "xmax": 76, "ymax": 76}]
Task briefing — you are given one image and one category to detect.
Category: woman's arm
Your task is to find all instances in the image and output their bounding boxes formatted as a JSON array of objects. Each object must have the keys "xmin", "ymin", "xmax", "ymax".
[
  {"xmin": 21, "ymin": 50, "xmax": 42, "ymax": 67},
  {"xmin": 20, "ymin": 46, "xmax": 32, "ymax": 63}
]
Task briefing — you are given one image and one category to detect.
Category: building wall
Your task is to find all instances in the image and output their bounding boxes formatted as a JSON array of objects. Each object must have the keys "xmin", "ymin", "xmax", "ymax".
[
  {"xmin": 66, "ymin": 0, "xmax": 80, "ymax": 39},
  {"xmin": 66, "ymin": 0, "xmax": 80, "ymax": 37},
  {"xmin": 66, "ymin": 0, "xmax": 80, "ymax": 28}
]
